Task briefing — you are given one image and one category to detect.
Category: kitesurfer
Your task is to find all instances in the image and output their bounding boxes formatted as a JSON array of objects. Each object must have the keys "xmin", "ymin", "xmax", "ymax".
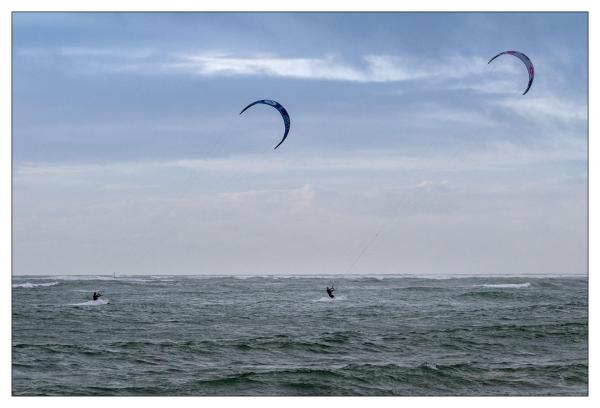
[
  {"xmin": 92, "ymin": 291, "xmax": 102, "ymax": 301},
  {"xmin": 326, "ymin": 286, "xmax": 335, "ymax": 299}
]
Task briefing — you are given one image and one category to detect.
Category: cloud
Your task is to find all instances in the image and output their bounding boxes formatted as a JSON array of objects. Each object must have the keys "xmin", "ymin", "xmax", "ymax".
[
  {"xmin": 168, "ymin": 53, "xmax": 368, "ymax": 81},
  {"xmin": 58, "ymin": 46, "xmax": 156, "ymax": 59},
  {"xmin": 13, "ymin": 139, "xmax": 586, "ymax": 192},
  {"xmin": 13, "ymin": 177, "xmax": 586, "ymax": 275},
  {"xmin": 161, "ymin": 53, "xmax": 504, "ymax": 83},
  {"xmin": 445, "ymin": 78, "xmax": 527, "ymax": 95},
  {"xmin": 16, "ymin": 46, "xmax": 156, "ymax": 62},
  {"xmin": 491, "ymin": 96, "xmax": 587, "ymax": 123},
  {"xmin": 415, "ymin": 180, "xmax": 450, "ymax": 190},
  {"xmin": 17, "ymin": 46, "xmax": 512, "ymax": 83}
]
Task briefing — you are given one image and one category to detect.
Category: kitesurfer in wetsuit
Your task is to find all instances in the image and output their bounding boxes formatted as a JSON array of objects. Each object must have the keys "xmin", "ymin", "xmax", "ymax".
[
  {"xmin": 326, "ymin": 286, "xmax": 335, "ymax": 299},
  {"xmin": 92, "ymin": 291, "xmax": 102, "ymax": 301}
]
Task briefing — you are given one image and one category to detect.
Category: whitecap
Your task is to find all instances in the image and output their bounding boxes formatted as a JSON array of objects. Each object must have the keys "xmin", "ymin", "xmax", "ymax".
[
  {"xmin": 477, "ymin": 283, "xmax": 531, "ymax": 289},
  {"xmin": 13, "ymin": 281, "xmax": 59, "ymax": 289},
  {"xmin": 51, "ymin": 275, "xmax": 115, "ymax": 281}
]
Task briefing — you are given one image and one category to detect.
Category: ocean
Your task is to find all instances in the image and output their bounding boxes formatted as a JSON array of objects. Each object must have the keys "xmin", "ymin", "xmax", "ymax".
[{"xmin": 12, "ymin": 275, "xmax": 588, "ymax": 396}]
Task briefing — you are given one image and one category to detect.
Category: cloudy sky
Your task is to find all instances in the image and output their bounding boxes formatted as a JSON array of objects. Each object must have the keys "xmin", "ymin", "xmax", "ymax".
[{"xmin": 12, "ymin": 12, "xmax": 587, "ymax": 276}]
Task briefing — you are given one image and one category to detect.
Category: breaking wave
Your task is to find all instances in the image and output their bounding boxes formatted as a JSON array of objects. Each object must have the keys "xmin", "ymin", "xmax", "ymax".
[
  {"xmin": 477, "ymin": 283, "xmax": 531, "ymax": 289},
  {"xmin": 13, "ymin": 282, "xmax": 59, "ymax": 289}
]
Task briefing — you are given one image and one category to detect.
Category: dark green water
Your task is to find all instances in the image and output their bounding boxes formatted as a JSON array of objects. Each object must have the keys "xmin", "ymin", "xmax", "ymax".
[{"xmin": 12, "ymin": 275, "xmax": 587, "ymax": 396}]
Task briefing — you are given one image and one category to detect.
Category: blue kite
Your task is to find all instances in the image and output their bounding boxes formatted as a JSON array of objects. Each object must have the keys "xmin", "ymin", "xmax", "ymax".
[
  {"xmin": 240, "ymin": 99, "xmax": 291, "ymax": 150},
  {"xmin": 488, "ymin": 50, "xmax": 535, "ymax": 95}
]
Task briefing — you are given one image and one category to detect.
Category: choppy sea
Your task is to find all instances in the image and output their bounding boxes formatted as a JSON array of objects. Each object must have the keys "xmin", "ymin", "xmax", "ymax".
[{"xmin": 12, "ymin": 275, "xmax": 587, "ymax": 396}]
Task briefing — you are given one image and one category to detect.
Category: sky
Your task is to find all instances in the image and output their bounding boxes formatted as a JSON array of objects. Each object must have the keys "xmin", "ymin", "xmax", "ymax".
[{"xmin": 12, "ymin": 12, "xmax": 588, "ymax": 276}]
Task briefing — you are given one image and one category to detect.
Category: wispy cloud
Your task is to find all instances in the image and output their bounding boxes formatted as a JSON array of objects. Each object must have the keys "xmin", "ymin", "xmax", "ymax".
[
  {"xmin": 491, "ymin": 96, "xmax": 587, "ymax": 123},
  {"xmin": 18, "ymin": 46, "xmax": 511, "ymax": 83},
  {"xmin": 167, "ymin": 53, "xmax": 369, "ymax": 81},
  {"xmin": 17, "ymin": 46, "xmax": 156, "ymax": 59},
  {"xmin": 148, "ymin": 53, "xmax": 504, "ymax": 83},
  {"xmin": 58, "ymin": 46, "xmax": 156, "ymax": 59},
  {"xmin": 13, "ymin": 140, "xmax": 586, "ymax": 187}
]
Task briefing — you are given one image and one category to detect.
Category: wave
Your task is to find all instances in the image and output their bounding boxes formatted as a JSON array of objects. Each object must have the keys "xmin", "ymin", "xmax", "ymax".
[
  {"xmin": 69, "ymin": 299, "xmax": 109, "ymax": 306},
  {"xmin": 121, "ymin": 278, "xmax": 154, "ymax": 283},
  {"xmin": 50, "ymin": 275, "xmax": 116, "ymax": 281},
  {"xmin": 476, "ymin": 283, "xmax": 530, "ymax": 289},
  {"xmin": 13, "ymin": 281, "xmax": 59, "ymax": 289}
]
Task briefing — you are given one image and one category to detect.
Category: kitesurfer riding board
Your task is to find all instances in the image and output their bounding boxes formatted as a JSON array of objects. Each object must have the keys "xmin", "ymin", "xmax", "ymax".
[{"xmin": 326, "ymin": 286, "xmax": 335, "ymax": 299}]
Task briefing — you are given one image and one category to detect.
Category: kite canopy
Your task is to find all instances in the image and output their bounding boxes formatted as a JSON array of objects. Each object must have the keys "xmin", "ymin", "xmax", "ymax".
[
  {"xmin": 488, "ymin": 50, "xmax": 535, "ymax": 95},
  {"xmin": 240, "ymin": 99, "xmax": 291, "ymax": 150}
]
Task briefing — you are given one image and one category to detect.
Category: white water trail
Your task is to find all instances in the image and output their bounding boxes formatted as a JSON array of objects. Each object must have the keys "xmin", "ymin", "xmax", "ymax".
[{"xmin": 69, "ymin": 299, "xmax": 110, "ymax": 306}]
